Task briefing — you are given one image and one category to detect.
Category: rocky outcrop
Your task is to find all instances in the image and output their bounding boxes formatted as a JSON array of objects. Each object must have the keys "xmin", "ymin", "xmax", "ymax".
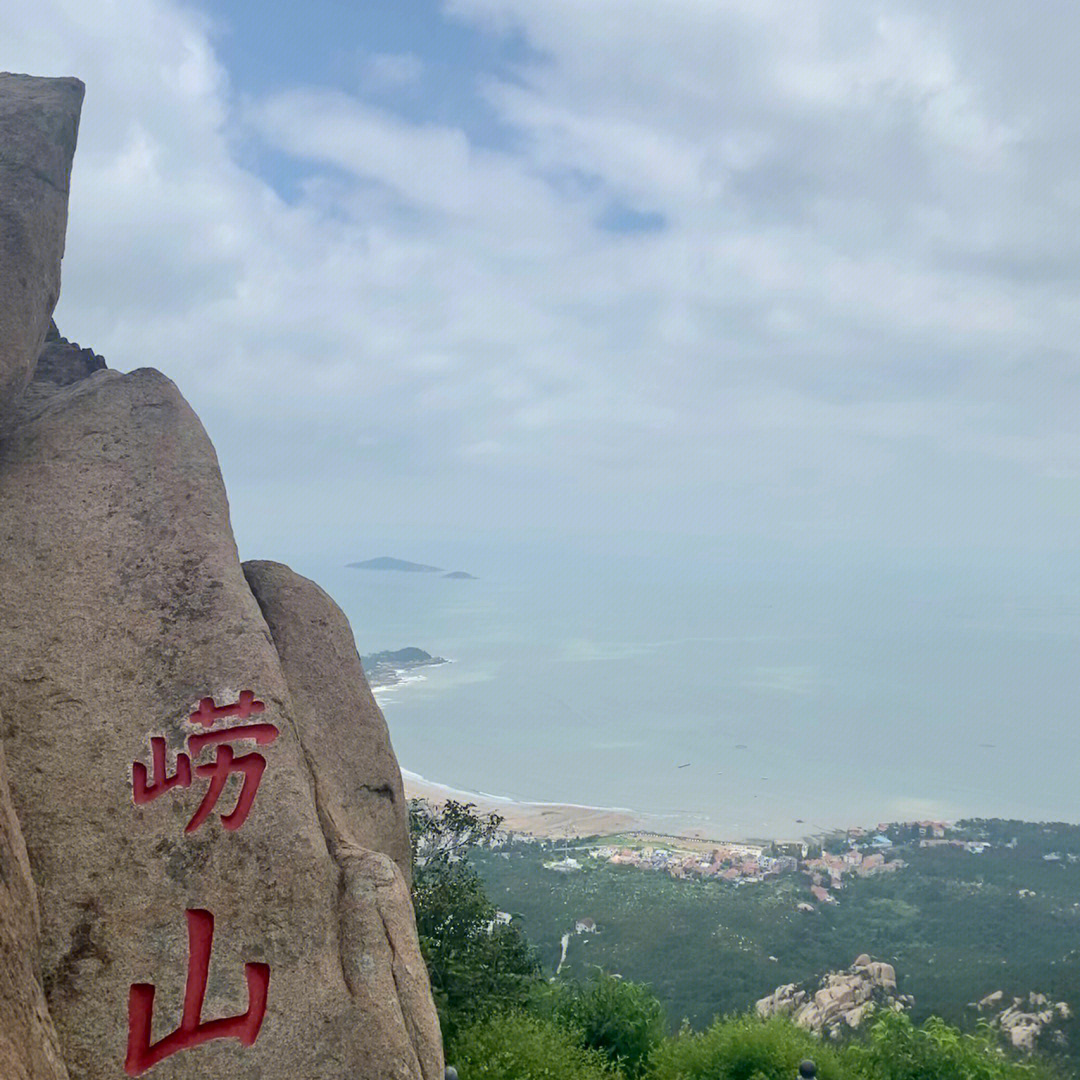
[
  {"xmin": 756, "ymin": 955, "xmax": 912, "ymax": 1038},
  {"xmin": 0, "ymin": 360, "xmax": 443, "ymax": 1078},
  {"xmin": 242, "ymin": 561, "xmax": 413, "ymax": 883},
  {"xmin": 32, "ymin": 328, "xmax": 106, "ymax": 387},
  {"xmin": 338, "ymin": 848, "xmax": 443, "ymax": 1079},
  {"xmin": 0, "ymin": 73, "xmax": 84, "ymax": 413},
  {"xmin": 359, "ymin": 648, "xmax": 450, "ymax": 693},
  {"xmin": 0, "ymin": 734, "xmax": 69, "ymax": 1080},
  {"xmin": 4, "ymin": 324, "xmax": 108, "ymax": 427},
  {"xmin": 242, "ymin": 561, "xmax": 442, "ymax": 1073},
  {"xmin": 0, "ymin": 70, "xmax": 442, "ymax": 1079},
  {"xmin": 976, "ymin": 990, "xmax": 1071, "ymax": 1052}
]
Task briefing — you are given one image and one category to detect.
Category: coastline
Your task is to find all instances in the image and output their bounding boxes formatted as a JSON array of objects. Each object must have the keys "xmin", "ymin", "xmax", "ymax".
[
  {"xmin": 400, "ymin": 770, "xmax": 788, "ymax": 844},
  {"xmin": 401, "ymin": 770, "xmax": 649, "ymax": 839},
  {"xmin": 365, "ymin": 651, "xmax": 451, "ymax": 694}
]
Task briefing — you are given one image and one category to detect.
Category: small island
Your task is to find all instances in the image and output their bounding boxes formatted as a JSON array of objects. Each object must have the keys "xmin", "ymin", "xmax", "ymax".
[
  {"xmin": 348, "ymin": 556, "xmax": 443, "ymax": 572},
  {"xmin": 360, "ymin": 647, "xmax": 449, "ymax": 689},
  {"xmin": 347, "ymin": 556, "xmax": 477, "ymax": 578}
]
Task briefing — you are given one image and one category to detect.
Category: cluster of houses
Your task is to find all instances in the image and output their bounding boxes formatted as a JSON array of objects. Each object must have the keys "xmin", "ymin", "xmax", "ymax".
[
  {"xmin": 581, "ymin": 830, "xmax": 914, "ymax": 891},
  {"xmin": 803, "ymin": 848, "xmax": 905, "ymax": 903},
  {"xmin": 560, "ymin": 824, "xmax": 936, "ymax": 899},
  {"xmin": 584, "ymin": 842, "xmax": 799, "ymax": 884},
  {"xmin": 536, "ymin": 820, "xmax": 1002, "ymax": 907},
  {"xmin": 854, "ymin": 820, "xmax": 992, "ymax": 855},
  {"xmin": 917, "ymin": 838, "xmax": 991, "ymax": 853},
  {"xmin": 850, "ymin": 820, "xmax": 949, "ymax": 840}
]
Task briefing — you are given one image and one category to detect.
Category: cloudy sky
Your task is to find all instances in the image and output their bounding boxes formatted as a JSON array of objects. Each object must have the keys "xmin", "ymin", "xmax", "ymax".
[{"xmin": 4, "ymin": 0, "xmax": 1080, "ymax": 564}]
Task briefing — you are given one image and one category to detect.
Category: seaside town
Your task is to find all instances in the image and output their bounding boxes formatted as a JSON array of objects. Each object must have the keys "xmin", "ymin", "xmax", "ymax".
[{"xmin": 537, "ymin": 820, "xmax": 996, "ymax": 905}]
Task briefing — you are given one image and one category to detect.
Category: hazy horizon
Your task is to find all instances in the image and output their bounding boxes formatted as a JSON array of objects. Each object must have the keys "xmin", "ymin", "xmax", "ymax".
[{"xmin": 285, "ymin": 530, "xmax": 1080, "ymax": 840}]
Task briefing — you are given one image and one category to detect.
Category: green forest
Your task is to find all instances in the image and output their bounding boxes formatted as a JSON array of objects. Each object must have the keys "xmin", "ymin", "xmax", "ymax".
[
  {"xmin": 411, "ymin": 802, "xmax": 1080, "ymax": 1079},
  {"xmin": 472, "ymin": 821, "xmax": 1080, "ymax": 1042}
]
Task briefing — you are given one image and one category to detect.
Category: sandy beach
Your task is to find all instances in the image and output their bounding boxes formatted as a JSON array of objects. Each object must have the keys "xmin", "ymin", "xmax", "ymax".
[
  {"xmin": 402, "ymin": 771, "xmax": 648, "ymax": 839},
  {"xmin": 401, "ymin": 772, "xmax": 818, "ymax": 845}
]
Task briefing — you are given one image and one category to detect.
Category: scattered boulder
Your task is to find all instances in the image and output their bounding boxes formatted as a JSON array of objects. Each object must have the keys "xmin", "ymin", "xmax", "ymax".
[
  {"xmin": 242, "ymin": 560, "xmax": 412, "ymax": 883},
  {"xmin": 0, "ymin": 73, "xmax": 84, "ymax": 413},
  {"xmin": 0, "ymin": 733, "xmax": 69, "ymax": 1080},
  {"xmin": 866, "ymin": 961, "xmax": 896, "ymax": 991},
  {"xmin": 979, "ymin": 990, "xmax": 1072, "ymax": 1053},
  {"xmin": 756, "ymin": 955, "xmax": 912, "ymax": 1037},
  {"xmin": 844, "ymin": 1003, "xmax": 868, "ymax": 1029}
]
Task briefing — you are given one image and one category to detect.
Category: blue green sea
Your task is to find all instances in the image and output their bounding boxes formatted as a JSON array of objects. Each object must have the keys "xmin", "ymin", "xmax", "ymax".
[{"xmin": 293, "ymin": 530, "xmax": 1080, "ymax": 840}]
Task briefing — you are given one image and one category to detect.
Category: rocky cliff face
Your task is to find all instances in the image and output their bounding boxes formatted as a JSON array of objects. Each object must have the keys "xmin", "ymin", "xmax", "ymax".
[
  {"xmin": 0, "ymin": 73, "xmax": 442, "ymax": 1079},
  {"xmin": 242, "ymin": 561, "xmax": 413, "ymax": 885},
  {"xmin": 0, "ymin": 73, "xmax": 84, "ymax": 416}
]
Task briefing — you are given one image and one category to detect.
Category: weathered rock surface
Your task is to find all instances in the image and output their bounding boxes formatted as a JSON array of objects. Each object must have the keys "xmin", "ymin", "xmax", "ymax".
[
  {"xmin": 4, "ymin": 324, "xmax": 107, "ymax": 427},
  {"xmin": 0, "ymin": 733, "xmax": 69, "ymax": 1080},
  {"xmin": 0, "ymin": 73, "xmax": 84, "ymax": 413},
  {"xmin": 242, "ymin": 560, "xmax": 442, "ymax": 1073},
  {"xmin": 756, "ymin": 955, "xmax": 911, "ymax": 1037},
  {"xmin": 0, "ymin": 362, "xmax": 442, "ymax": 1077},
  {"xmin": 338, "ymin": 847, "xmax": 443, "ymax": 1079},
  {"xmin": 32, "ymin": 328, "xmax": 106, "ymax": 387},
  {"xmin": 242, "ymin": 560, "xmax": 412, "ymax": 883},
  {"xmin": 976, "ymin": 990, "xmax": 1071, "ymax": 1052}
]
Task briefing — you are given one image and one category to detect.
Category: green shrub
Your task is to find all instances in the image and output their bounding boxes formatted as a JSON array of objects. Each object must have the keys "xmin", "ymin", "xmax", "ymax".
[
  {"xmin": 546, "ymin": 971, "xmax": 668, "ymax": 1077},
  {"xmin": 649, "ymin": 1014, "xmax": 845, "ymax": 1080},
  {"xmin": 448, "ymin": 1011, "xmax": 613, "ymax": 1080},
  {"xmin": 842, "ymin": 1012, "xmax": 1055, "ymax": 1080}
]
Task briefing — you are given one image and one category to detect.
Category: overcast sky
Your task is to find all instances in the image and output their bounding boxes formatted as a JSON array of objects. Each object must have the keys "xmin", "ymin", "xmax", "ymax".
[{"xmin": 4, "ymin": 0, "xmax": 1080, "ymax": 564}]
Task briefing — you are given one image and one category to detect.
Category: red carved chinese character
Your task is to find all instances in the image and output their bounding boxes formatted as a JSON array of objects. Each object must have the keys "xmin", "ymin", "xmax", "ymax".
[
  {"xmin": 185, "ymin": 724, "xmax": 279, "ymax": 833},
  {"xmin": 130, "ymin": 693, "xmax": 278, "ymax": 832},
  {"xmin": 132, "ymin": 737, "xmax": 191, "ymax": 804},
  {"xmin": 125, "ymin": 908, "xmax": 269, "ymax": 1076},
  {"xmin": 189, "ymin": 689, "xmax": 265, "ymax": 728}
]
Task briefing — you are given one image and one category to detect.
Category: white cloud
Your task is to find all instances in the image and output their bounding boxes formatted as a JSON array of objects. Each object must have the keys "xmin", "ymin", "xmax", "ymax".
[{"xmin": 1, "ymin": 0, "xmax": 1079, "ymax": 557}]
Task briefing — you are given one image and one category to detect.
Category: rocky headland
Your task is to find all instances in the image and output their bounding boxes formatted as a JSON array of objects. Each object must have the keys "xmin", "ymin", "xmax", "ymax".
[
  {"xmin": 0, "ymin": 72, "xmax": 442, "ymax": 1080},
  {"xmin": 361, "ymin": 648, "xmax": 450, "ymax": 690}
]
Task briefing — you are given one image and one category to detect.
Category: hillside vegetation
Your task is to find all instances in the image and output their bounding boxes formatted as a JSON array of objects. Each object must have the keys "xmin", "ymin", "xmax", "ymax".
[{"xmin": 411, "ymin": 801, "xmax": 1065, "ymax": 1079}]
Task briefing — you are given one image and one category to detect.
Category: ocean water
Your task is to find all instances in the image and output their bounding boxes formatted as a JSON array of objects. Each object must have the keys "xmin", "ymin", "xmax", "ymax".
[{"xmin": 299, "ymin": 533, "xmax": 1080, "ymax": 840}]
